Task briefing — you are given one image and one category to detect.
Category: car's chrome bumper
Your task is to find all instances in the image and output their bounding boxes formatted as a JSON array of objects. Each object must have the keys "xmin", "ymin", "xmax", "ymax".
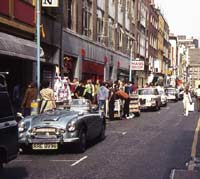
[{"xmin": 19, "ymin": 137, "xmax": 80, "ymax": 145}]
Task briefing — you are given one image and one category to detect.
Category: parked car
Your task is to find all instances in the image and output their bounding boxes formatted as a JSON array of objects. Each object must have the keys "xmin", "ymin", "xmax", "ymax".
[
  {"xmin": 158, "ymin": 89, "xmax": 168, "ymax": 106},
  {"xmin": 18, "ymin": 98, "xmax": 106, "ymax": 153},
  {"xmin": 0, "ymin": 73, "xmax": 18, "ymax": 168},
  {"xmin": 165, "ymin": 87, "xmax": 178, "ymax": 102},
  {"xmin": 137, "ymin": 88, "xmax": 161, "ymax": 111}
]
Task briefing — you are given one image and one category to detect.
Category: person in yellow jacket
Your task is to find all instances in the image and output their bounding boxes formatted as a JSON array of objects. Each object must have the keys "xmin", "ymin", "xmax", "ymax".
[
  {"xmin": 21, "ymin": 82, "xmax": 37, "ymax": 116},
  {"xmin": 40, "ymin": 80, "xmax": 56, "ymax": 113}
]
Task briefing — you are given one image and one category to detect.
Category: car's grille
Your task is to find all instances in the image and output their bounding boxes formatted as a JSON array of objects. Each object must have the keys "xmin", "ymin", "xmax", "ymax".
[
  {"xmin": 34, "ymin": 128, "xmax": 57, "ymax": 137},
  {"xmin": 140, "ymin": 99, "xmax": 146, "ymax": 105}
]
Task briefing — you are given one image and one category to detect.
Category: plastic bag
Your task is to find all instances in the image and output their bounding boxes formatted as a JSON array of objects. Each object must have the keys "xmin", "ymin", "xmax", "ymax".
[{"xmin": 188, "ymin": 102, "xmax": 194, "ymax": 112}]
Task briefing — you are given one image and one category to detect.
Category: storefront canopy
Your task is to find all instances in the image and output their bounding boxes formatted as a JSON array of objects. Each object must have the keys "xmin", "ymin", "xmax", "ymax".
[{"xmin": 0, "ymin": 32, "xmax": 37, "ymax": 61}]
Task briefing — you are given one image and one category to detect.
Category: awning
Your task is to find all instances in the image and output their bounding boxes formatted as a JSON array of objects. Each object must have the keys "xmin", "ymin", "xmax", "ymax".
[
  {"xmin": 0, "ymin": 32, "xmax": 37, "ymax": 61},
  {"xmin": 82, "ymin": 60, "xmax": 104, "ymax": 76}
]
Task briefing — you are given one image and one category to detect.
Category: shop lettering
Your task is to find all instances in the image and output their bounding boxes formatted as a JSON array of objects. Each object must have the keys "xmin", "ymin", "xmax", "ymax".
[
  {"xmin": 42, "ymin": 0, "xmax": 58, "ymax": 7},
  {"xmin": 132, "ymin": 61, "xmax": 144, "ymax": 70}
]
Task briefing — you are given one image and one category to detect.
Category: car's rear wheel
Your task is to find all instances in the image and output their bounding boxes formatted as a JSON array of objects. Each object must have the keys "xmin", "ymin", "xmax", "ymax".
[
  {"xmin": 77, "ymin": 128, "xmax": 86, "ymax": 153},
  {"xmin": 0, "ymin": 163, "xmax": 3, "ymax": 169}
]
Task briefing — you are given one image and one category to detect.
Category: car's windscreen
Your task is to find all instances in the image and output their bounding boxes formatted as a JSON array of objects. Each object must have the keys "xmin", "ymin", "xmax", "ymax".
[
  {"xmin": 138, "ymin": 89, "xmax": 155, "ymax": 95},
  {"xmin": 166, "ymin": 89, "xmax": 176, "ymax": 94},
  {"xmin": 158, "ymin": 90, "xmax": 165, "ymax": 95},
  {"xmin": 71, "ymin": 99, "xmax": 89, "ymax": 105}
]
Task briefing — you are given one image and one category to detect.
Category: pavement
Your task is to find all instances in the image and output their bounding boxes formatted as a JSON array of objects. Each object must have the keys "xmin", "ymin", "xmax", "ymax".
[{"xmin": 170, "ymin": 169, "xmax": 200, "ymax": 179}]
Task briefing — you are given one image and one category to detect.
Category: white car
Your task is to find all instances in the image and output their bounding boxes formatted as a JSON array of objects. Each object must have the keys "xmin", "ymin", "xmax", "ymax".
[
  {"xmin": 137, "ymin": 88, "xmax": 161, "ymax": 111},
  {"xmin": 165, "ymin": 88, "xmax": 178, "ymax": 102}
]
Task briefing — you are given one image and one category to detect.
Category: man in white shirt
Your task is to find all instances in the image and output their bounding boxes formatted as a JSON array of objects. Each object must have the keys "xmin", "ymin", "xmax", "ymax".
[{"xmin": 196, "ymin": 85, "xmax": 200, "ymax": 111}]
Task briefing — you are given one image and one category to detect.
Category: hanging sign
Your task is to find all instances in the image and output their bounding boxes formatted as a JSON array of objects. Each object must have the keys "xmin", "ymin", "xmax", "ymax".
[
  {"xmin": 42, "ymin": 0, "xmax": 59, "ymax": 7},
  {"xmin": 132, "ymin": 61, "xmax": 144, "ymax": 70}
]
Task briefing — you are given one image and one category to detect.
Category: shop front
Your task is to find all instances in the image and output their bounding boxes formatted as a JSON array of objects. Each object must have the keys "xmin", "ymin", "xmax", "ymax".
[{"xmin": 82, "ymin": 60, "xmax": 104, "ymax": 82}]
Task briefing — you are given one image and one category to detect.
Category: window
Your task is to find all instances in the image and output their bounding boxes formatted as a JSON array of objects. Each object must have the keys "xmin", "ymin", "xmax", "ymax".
[
  {"xmin": 82, "ymin": 0, "xmax": 92, "ymax": 37},
  {"xmin": 97, "ymin": 9, "xmax": 104, "ymax": 42},
  {"xmin": 67, "ymin": 0, "xmax": 73, "ymax": 29}
]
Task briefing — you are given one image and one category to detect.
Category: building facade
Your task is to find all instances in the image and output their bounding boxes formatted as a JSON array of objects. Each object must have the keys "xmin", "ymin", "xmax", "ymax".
[{"xmin": 0, "ymin": 0, "xmax": 36, "ymax": 93}]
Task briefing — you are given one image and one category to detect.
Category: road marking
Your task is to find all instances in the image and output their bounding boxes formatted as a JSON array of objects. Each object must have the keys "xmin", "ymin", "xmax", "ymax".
[
  {"xmin": 50, "ymin": 159, "xmax": 77, "ymax": 162},
  {"xmin": 71, "ymin": 156, "xmax": 88, "ymax": 167},
  {"xmin": 122, "ymin": 132, "xmax": 127, "ymax": 135},
  {"xmin": 188, "ymin": 116, "xmax": 200, "ymax": 171},
  {"xmin": 169, "ymin": 169, "xmax": 175, "ymax": 179},
  {"xmin": 110, "ymin": 131, "xmax": 127, "ymax": 135}
]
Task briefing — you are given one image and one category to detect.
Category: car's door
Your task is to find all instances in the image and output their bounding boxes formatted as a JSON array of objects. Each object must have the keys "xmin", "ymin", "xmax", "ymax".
[{"xmin": 0, "ymin": 88, "xmax": 18, "ymax": 163}]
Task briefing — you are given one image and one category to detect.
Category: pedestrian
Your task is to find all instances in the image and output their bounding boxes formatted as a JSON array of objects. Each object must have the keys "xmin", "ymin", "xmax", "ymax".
[
  {"xmin": 94, "ymin": 79, "xmax": 100, "ymax": 104},
  {"xmin": 108, "ymin": 82, "xmax": 116, "ymax": 120},
  {"xmin": 115, "ymin": 87, "xmax": 130, "ymax": 119},
  {"xmin": 183, "ymin": 88, "xmax": 192, "ymax": 116},
  {"xmin": 40, "ymin": 80, "xmax": 56, "ymax": 113},
  {"xmin": 83, "ymin": 79, "xmax": 94, "ymax": 102},
  {"xmin": 196, "ymin": 84, "xmax": 200, "ymax": 111},
  {"xmin": 21, "ymin": 82, "xmax": 37, "ymax": 117},
  {"xmin": 12, "ymin": 82, "xmax": 22, "ymax": 113},
  {"xmin": 74, "ymin": 80, "xmax": 85, "ymax": 98},
  {"xmin": 97, "ymin": 81, "xmax": 109, "ymax": 111}
]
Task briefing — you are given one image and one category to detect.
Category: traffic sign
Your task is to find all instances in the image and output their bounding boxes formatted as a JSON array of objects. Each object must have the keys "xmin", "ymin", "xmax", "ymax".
[{"xmin": 42, "ymin": 0, "xmax": 59, "ymax": 7}]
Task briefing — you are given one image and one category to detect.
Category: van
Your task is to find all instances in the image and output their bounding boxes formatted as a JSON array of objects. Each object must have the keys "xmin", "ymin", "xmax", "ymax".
[{"xmin": 0, "ymin": 73, "xmax": 18, "ymax": 168}]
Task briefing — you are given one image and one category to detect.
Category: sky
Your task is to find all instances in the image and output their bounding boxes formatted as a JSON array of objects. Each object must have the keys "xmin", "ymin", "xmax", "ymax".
[{"xmin": 154, "ymin": 0, "xmax": 200, "ymax": 38}]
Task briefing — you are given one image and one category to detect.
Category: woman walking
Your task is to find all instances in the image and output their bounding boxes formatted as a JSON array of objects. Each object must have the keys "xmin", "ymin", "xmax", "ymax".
[{"xmin": 183, "ymin": 88, "xmax": 192, "ymax": 116}]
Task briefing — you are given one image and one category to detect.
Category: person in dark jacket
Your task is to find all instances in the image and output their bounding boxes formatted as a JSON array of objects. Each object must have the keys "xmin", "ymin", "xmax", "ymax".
[{"xmin": 108, "ymin": 83, "xmax": 116, "ymax": 120}]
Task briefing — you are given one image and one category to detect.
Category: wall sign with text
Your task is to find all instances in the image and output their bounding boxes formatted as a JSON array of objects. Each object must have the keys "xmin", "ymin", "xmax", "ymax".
[
  {"xmin": 42, "ymin": 0, "xmax": 59, "ymax": 7},
  {"xmin": 132, "ymin": 61, "xmax": 144, "ymax": 70}
]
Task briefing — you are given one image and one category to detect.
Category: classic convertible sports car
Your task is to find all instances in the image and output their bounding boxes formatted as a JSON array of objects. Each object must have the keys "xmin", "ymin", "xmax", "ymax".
[{"xmin": 18, "ymin": 98, "xmax": 106, "ymax": 153}]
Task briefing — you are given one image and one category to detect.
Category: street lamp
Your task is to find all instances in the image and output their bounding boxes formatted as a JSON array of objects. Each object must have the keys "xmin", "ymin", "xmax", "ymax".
[
  {"xmin": 129, "ymin": 39, "xmax": 135, "ymax": 82},
  {"xmin": 36, "ymin": 0, "xmax": 41, "ymax": 98}
]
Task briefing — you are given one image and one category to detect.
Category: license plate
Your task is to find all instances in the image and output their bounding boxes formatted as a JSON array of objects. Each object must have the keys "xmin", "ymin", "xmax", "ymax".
[{"xmin": 32, "ymin": 143, "xmax": 58, "ymax": 150}]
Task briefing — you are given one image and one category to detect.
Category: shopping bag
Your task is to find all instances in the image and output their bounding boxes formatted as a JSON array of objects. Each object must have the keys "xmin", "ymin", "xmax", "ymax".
[{"xmin": 188, "ymin": 102, "xmax": 194, "ymax": 112}]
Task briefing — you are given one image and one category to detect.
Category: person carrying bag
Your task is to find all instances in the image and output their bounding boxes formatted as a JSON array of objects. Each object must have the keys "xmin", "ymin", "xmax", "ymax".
[{"xmin": 183, "ymin": 88, "xmax": 192, "ymax": 116}]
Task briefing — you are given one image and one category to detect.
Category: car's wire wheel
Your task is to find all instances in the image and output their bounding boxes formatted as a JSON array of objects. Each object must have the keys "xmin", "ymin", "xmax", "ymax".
[
  {"xmin": 98, "ymin": 123, "xmax": 106, "ymax": 141},
  {"xmin": 77, "ymin": 129, "xmax": 86, "ymax": 153}
]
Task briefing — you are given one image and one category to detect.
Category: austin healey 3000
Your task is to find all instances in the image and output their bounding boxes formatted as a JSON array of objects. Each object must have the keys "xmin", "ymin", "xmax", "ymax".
[{"xmin": 18, "ymin": 99, "xmax": 106, "ymax": 153}]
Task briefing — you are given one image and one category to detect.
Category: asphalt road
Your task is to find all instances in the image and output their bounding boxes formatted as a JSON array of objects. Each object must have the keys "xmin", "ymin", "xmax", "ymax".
[{"xmin": 1, "ymin": 100, "xmax": 200, "ymax": 179}]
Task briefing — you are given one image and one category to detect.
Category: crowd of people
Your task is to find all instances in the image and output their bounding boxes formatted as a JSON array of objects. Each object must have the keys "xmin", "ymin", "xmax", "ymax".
[
  {"xmin": 12, "ymin": 77, "xmax": 138, "ymax": 119},
  {"xmin": 12, "ymin": 76, "xmax": 200, "ymax": 119}
]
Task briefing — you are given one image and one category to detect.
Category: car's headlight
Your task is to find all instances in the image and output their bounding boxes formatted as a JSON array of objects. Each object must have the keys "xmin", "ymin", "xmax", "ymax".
[
  {"xmin": 18, "ymin": 121, "xmax": 30, "ymax": 133},
  {"xmin": 67, "ymin": 120, "xmax": 76, "ymax": 132}
]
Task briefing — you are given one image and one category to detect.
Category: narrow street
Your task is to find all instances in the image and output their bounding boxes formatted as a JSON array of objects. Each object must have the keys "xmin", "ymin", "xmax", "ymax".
[{"xmin": 1, "ymin": 101, "xmax": 200, "ymax": 179}]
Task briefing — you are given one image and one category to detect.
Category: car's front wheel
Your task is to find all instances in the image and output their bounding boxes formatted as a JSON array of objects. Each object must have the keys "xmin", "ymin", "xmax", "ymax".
[
  {"xmin": 77, "ymin": 128, "xmax": 87, "ymax": 153},
  {"xmin": 98, "ymin": 123, "xmax": 106, "ymax": 141}
]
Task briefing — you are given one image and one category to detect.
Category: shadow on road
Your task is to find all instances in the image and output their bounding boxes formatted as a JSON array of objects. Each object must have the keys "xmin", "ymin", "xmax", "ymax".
[{"xmin": 0, "ymin": 166, "xmax": 28, "ymax": 179}]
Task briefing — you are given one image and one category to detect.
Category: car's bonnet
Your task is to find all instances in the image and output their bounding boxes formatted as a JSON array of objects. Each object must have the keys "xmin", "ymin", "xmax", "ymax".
[{"xmin": 30, "ymin": 110, "xmax": 78, "ymax": 127}]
